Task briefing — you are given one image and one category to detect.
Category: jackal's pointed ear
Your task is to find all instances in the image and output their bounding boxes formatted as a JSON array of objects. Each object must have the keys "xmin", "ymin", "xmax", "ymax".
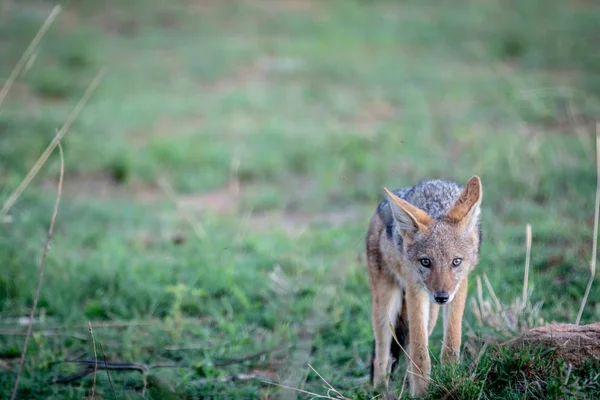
[
  {"xmin": 446, "ymin": 176, "xmax": 482, "ymax": 229},
  {"xmin": 384, "ymin": 187, "xmax": 431, "ymax": 239}
]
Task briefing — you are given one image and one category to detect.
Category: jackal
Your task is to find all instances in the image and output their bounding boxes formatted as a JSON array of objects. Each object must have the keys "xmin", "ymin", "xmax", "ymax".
[{"xmin": 366, "ymin": 176, "xmax": 482, "ymax": 397}]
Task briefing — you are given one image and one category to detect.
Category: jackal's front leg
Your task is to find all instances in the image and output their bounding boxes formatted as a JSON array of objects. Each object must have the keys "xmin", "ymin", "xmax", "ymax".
[
  {"xmin": 405, "ymin": 286, "xmax": 431, "ymax": 397},
  {"xmin": 370, "ymin": 278, "xmax": 401, "ymax": 388},
  {"xmin": 441, "ymin": 278, "xmax": 468, "ymax": 363},
  {"xmin": 428, "ymin": 303, "xmax": 440, "ymax": 336}
]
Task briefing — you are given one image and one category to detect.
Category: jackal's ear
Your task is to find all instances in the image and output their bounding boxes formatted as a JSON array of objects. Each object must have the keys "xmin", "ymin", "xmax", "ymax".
[
  {"xmin": 446, "ymin": 175, "xmax": 482, "ymax": 229},
  {"xmin": 384, "ymin": 187, "xmax": 431, "ymax": 239}
]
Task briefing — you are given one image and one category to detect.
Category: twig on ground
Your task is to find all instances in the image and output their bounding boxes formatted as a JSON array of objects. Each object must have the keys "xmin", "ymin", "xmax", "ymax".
[
  {"xmin": 0, "ymin": 318, "xmax": 189, "ymax": 331},
  {"xmin": 52, "ymin": 347, "xmax": 277, "ymax": 385},
  {"xmin": 576, "ymin": 131, "xmax": 600, "ymax": 325},
  {"xmin": 0, "ymin": 69, "xmax": 105, "ymax": 220},
  {"xmin": 10, "ymin": 142, "xmax": 64, "ymax": 400},
  {"xmin": 204, "ymin": 372, "xmax": 275, "ymax": 383},
  {"xmin": 0, "ymin": 5, "xmax": 61, "ymax": 108},
  {"xmin": 53, "ymin": 361, "xmax": 275, "ymax": 386},
  {"xmin": 0, "ymin": 329, "xmax": 87, "ymax": 341},
  {"xmin": 100, "ymin": 342, "xmax": 118, "ymax": 400},
  {"xmin": 214, "ymin": 347, "xmax": 274, "ymax": 367},
  {"xmin": 53, "ymin": 360, "xmax": 149, "ymax": 384},
  {"xmin": 88, "ymin": 322, "xmax": 98, "ymax": 400}
]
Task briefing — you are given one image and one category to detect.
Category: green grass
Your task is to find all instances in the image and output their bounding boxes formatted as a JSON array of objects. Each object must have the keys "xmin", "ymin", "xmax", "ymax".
[{"xmin": 1, "ymin": 0, "xmax": 600, "ymax": 398}]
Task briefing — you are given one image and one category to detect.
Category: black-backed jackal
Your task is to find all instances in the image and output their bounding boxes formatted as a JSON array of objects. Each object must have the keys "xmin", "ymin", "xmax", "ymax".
[{"xmin": 366, "ymin": 176, "xmax": 482, "ymax": 397}]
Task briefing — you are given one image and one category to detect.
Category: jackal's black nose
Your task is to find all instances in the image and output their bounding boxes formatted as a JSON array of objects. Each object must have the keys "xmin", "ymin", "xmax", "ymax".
[{"xmin": 434, "ymin": 291, "xmax": 449, "ymax": 304}]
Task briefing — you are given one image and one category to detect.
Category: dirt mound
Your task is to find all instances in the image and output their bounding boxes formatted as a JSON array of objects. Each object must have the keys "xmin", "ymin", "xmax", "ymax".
[{"xmin": 509, "ymin": 322, "xmax": 600, "ymax": 367}]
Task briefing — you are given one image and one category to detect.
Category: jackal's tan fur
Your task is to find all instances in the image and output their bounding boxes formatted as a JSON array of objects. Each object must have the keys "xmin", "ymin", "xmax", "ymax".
[{"xmin": 366, "ymin": 176, "xmax": 482, "ymax": 397}]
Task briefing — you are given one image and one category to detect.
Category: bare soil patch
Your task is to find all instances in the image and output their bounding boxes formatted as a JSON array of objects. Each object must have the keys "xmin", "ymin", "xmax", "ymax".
[
  {"xmin": 129, "ymin": 114, "xmax": 204, "ymax": 149},
  {"xmin": 40, "ymin": 172, "xmax": 159, "ymax": 202},
  {"xmin": 40, "ymin": 173, "xmax": 362, "ymax": 235},
  {"xmin": 210, "ymin": 57, "xmax": 303, "ymax": 94},
  {"xmin": 177, "ymin": 187, "xmax": 240, "ymax": 215}
]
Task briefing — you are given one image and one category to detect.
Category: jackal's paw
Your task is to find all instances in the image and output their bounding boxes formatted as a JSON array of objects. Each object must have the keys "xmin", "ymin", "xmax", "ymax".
[
  {"xmin": 371, "ymin": 372, "xmax": 389, "ymax": 389},
  {"xmin": 409, "ymin": 376, "xmax": 429, "ymax": 398},
  {"xmin": 441, "ymin": 348, "xmax": 459, "ymax": 364}
]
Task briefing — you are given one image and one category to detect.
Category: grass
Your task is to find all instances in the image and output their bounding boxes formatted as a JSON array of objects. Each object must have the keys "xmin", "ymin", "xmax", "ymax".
[{"xmin": 1, "ymin": 0, "xmax": 600, "ymax": 398}]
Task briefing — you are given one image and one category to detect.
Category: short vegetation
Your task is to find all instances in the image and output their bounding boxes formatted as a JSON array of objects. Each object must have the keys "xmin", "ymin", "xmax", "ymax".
[{"xmin": 1, "ymin": 0, "xmax": 599, "ymax": 398}]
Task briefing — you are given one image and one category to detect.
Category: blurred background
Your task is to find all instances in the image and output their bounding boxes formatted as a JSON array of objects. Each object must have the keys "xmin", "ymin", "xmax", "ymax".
[{"xmin": 1, "ymin": 0, "xmax": 599, "ymax": 398}]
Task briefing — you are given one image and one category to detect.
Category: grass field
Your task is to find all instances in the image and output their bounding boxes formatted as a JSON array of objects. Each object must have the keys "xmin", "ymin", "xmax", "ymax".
[{"xmin": 1, "ymin": 0, "xmax": 600, "ymax": 398}]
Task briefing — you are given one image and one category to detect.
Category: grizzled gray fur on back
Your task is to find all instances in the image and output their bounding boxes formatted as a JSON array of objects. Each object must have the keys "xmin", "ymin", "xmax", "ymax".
[{"xmin": 377, "ymin": 179, "xmax": 466, "ymax": 241}]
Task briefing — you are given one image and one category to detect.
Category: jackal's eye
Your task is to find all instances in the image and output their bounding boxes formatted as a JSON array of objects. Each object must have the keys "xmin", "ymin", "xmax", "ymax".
[
  {"xmin": 452, "ymin": 258, "xmax": 462, "ymax": 267},
  {"xmin": 419, "ymin": 258, "xmax": 431, "ymax": 268}
]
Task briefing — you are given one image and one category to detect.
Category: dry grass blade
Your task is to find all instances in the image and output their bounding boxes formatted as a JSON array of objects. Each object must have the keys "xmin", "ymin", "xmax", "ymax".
[
  {"xmin": 476, "ymin": 276, "xmax": 484, "ymax": 320},
  {"xmin": 88, "ymin": 322, "xmax": 98, "ymax": 400},
  {"xmin": 10, "ymin": 142, "xmax": 64, "ymax": 400},
  {"xmin": 397, "ymin": 369, "xmax": 408, "ymax": 400},
  {"xmin": 476, "ymin": 368, "xmax": 492, "ymax": 400},
  {"xmin": 0, "ymin": 68, "xmax": 106, "ymax": 220},
  {"xmin": 0, "ymin": 5, "xmax": 61, "ymax": 108},
  {"xmin": 262, "ymin": 380, "xmax": 349, "ymax": 400},
  {"xmin": 576, "ymin": 131, "xmax": 600, "ymax": 325},
  {"xmin": 564, "ymin": 363, "xmax": 572, "ymax": 386},
  {"xmin": 470, "ymin": 223, "xmax": 543, "ymax": 339},
  {"xmin": 307, "ymin": 364, "xmax": 347, "ymax": 399},
  {"xmin": 482, "ymin": 273, "xmax": 513, "ymax": 330},
  {"xmin": 100, "ymin": 342, "xmax": 119, "ymax": 400},
  {"xmin": 522, "ymin": 223, "xmax": 532, "ymax": 311},
  {"xmin": 482, "ymin": 273, "xmax": 503, "ymax": 313},
  {"xmin": 157, "ymin": 177, "xmax": 208, "ymax": 240}
]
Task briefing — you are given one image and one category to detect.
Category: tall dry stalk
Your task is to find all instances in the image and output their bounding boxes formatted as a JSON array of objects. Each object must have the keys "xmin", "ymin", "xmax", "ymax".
[
  {"xmin": 10, "ymin": 143, "xmax": 64, "ymax": 400},
  {"xmin": 7, "ymin": 68, "xmax": 105, "ymax": 399},
  {"xmin": 0, "ymin": 69, "xmax": 105, "ymax": 219},
  {"xmin": 0, "ymin": 5, "xmax": 62, "ymax": 108},
  {"xmin": 470, "ymin": 223, "xmax": 544, "ymax": 339},
  {"xmin": 575, "ymin": 130, "xmax": 600, "ymax": 325},
  {"xmin": 521, "ymin": 223, "xmax": 532, "ymax": 310}
]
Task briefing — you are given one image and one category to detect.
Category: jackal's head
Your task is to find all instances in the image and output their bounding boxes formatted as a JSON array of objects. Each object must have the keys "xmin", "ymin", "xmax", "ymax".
[{"xmin": 384, "ymin": 176, "xmax": 482, "ymax": 305}]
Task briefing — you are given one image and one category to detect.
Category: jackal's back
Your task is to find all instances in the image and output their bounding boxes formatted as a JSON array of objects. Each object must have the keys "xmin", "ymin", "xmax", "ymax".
[{"xmin": 376, "ymin": 179, "xmax": 464, "ymax": 239}]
